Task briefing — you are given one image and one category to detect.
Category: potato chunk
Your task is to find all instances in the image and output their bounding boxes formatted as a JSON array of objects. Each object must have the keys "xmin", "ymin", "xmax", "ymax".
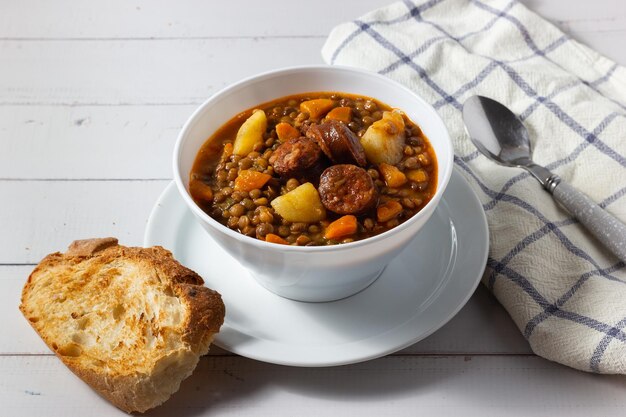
[
  {"xmin": 233, "ymin": 109, "xmax": 267, "ymax": 156},
  {"xmin": 360, "ymin": 110, "xmax": 406, "ymax": 165},
  {"xmin": 270, "ymin": 182, "xmax": 326, "ymax": 223}
]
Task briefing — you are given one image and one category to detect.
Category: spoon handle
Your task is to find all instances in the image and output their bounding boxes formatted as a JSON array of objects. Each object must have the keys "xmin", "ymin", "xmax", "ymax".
[{"xmin": 549, "ymin": 179, "xmax": 626, "ymax": 263}]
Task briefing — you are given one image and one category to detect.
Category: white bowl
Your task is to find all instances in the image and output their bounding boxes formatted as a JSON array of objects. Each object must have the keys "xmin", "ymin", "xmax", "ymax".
[{"xmin": 173, "ymin": 65, "xmax": 454, "ymax": 302}]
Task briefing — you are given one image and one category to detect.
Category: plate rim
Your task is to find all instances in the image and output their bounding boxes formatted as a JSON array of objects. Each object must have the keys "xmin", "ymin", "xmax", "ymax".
[{"xmin": 144, "ymin": 168, "xmax": 489, "ymax": 367}]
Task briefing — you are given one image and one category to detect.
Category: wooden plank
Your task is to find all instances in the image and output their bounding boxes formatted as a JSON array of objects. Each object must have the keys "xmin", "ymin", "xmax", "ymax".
[
  {"xmin": 0, "ymin": 0, "xmax": 623, "ymax": 39},
  {"xmin": 520, "ymin": 0, "xmax": 626, "ymax": 63},
  {"xmin": 520, "ymin": 0, "xmax": 626, "ymax": 33},
  {"xmin": 0, "ymin": 0, "xmax": 392, "ymax": 39},
  {"xmin": 0, "ymin": 105, "xmax": 192, "ymax": 179},
  {"xmin": 566, "ymin": 31, "xmax": 626, "ymax": 66},
  {"xmin": 2, "ymin": 354, "xmax": 625, "ymax": 417},
  {"xmin": 0, "ymin": 38, "xmax": 323, "ymax": 106},
  {"xmin": 0, "ymin": 264, "xmax": 531, "ymax": 355},
  {"xmin": 0, "ymin": 180, "xmax": 169, "ymax": 264},
  {"xmin": 0, "ymin": 267, "xmax": 48, "ymax": 354}
]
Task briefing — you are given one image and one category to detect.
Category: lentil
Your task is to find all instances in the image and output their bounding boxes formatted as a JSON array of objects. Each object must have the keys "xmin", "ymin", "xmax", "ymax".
[
  {"xmin": 249, "ymin": 189, "xmax": 262, "ymax": 199},
  {"xmin": 256, "ymin": 223, "xmax": 273, "ymax": 238},
  {"xmin": 278, "ymin": 225, "xmax": 290, "ymax": 237},
  {"xmin": 286, "ymin": 178, "xmax": 300, "ymax": 191},
  {"xmin": 296, "ymin": 235, "xmax": 311, "ymax": 246},
  {"xmin": 229, "ymin": 204, "xmax": 245, "ymax": 217}
]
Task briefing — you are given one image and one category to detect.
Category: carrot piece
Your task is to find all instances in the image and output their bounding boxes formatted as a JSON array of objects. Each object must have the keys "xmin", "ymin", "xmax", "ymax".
[
  {"xmin": 189, "ymin": 179, "xmax": 214, "ymax": 202},
  {"xmin": 221, "ymin": 142, "xmax": 234, "ymax": 162},
  {"xmin": 378, "ymin": 163, "xmax": 407, "ymax": 188},
  {"xmin": 300, "ymin": 99, "xmax": 336, "ymax": 119},
  {"xmin": 324, "ymin": 215, "xmax": 358, "ymax": 240},
  {"xmin": 377, "ymin": 200, "xmax": 403, "ymax": 222},
  {"xmin": 406, "ymin": 169, "xmax": 429, "ymax": 183},
  {"xmin": 234, "ymin": 170, "xmax": 271, "ymax": 192},
  {"xmin": 265, "ymin": 233, "xmax": 289, "ymax": 245},
  {"xmin": 325, "ymin": 106, "xmax": 352, "ymax": 123},
  {"xmin": 275, "ymin": 122, "xmax": 300, "ymax": 142}
]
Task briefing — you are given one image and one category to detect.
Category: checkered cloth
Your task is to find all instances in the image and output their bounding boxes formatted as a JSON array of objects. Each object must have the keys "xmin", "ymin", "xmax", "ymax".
[{"xmin": 322, "ymin": 0, "xmax": 626, "ymax": 374}]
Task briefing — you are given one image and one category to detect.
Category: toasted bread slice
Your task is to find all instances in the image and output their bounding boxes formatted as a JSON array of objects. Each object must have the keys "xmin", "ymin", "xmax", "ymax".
[{"xmin": 20, "ymin": 238, "xmax": 225, "ymax": 413}]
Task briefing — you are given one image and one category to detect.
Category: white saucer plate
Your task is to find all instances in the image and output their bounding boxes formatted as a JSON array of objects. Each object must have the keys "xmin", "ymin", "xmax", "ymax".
[{"xmin": 144, "ymin": 169, "xmax": 488, "ymax": 367}]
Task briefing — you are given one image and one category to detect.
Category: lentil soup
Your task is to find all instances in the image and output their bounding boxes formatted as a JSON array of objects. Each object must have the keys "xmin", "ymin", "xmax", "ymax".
[{"xmin": 190, "ymin": 92, "xmax": 437, "ymax": 246}]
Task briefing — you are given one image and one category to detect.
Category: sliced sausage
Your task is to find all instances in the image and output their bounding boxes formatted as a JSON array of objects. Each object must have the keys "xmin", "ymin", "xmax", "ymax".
[
  {"xmin": 318, "ymin": 164, "xmax": 378, "ymax": 215},
  {"xmin": 306, "ymin": 120, "xmax": 367, "ymax": 167},
  {"xmin": 269, "ymin": 137, "xmax": 324, "ymax": 180}
]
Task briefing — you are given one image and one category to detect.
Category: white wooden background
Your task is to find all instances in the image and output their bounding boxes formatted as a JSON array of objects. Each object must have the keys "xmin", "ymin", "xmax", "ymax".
[{"xmin": 1, "ymin": 1, "xmax": 625, "ymax": 416}]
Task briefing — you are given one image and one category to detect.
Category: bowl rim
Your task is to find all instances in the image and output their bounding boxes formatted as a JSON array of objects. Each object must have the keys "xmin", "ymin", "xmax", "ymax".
[{"xmin": 173, "ymin": 64, "xmax": 454, "ymax": 252}]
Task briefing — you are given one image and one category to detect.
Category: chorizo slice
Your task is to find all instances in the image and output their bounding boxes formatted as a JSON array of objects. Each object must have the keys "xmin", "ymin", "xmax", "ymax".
[
  {"xmin": 306, "ymin": 120, "xmax": 367, "ymax": 167},
  {"xmin": 318, "ymin": 164, "xmax": 378, "ymax": 215},
  {"xmin": 269, "ymin": 137, "xmax": 324, "ymax": 180}
]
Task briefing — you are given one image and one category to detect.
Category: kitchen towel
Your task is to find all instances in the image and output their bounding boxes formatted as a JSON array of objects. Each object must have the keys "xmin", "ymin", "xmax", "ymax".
[{"xmin": 322, "ymin": 0, "xmax": 626, "ymax": 374}]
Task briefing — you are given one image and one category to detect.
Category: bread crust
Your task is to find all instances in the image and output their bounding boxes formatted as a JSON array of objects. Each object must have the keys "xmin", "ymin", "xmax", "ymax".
[{"xmin": 20, "ymin": 238, "xmax": 225, "ymax": 413}]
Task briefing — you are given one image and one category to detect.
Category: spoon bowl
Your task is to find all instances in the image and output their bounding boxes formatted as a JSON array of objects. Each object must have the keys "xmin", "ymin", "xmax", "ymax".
[{"xmin": 462, "ymin": 95, "xmax": 533, "ymax": 167}]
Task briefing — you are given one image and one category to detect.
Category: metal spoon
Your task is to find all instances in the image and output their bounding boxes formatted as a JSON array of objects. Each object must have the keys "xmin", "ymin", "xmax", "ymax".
[{"xmin": 462, "ymin": 95, "xmax": 626, "ymax": 263}]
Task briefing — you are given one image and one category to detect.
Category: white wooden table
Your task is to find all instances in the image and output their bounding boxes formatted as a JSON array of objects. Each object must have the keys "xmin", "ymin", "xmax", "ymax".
[{"xmin": 2, "ymin": 1, "xmax": 625, "ymax": 415}]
